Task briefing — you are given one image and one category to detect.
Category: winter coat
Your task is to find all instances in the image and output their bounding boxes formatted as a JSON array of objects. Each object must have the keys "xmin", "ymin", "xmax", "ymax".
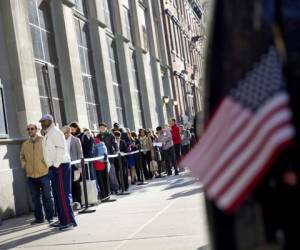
[
  {"xmin": 77, "ymin": 132, "xmax": 95, "ymax": 158},
  {"xmin": 20, "ymin": 135, "xmax": 48, "ymax": 178},
  {"xmin": 42, "ymin": 124, "xmax": 71, "ymax": 168}
]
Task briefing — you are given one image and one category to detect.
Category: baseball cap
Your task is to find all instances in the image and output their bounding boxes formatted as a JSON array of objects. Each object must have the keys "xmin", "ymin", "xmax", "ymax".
[
  {"xmin": 113, "ymin": 122, "xmax": 120, "ymax": 128},
  {"xmin": 39, "ymin": 114, "xmax": 54, "ymax": 122}
]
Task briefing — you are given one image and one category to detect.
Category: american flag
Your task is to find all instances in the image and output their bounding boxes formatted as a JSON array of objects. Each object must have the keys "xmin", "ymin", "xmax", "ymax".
[{"xmin": 182, "ymin": 46, "xmax": 295, "ymax": 212}]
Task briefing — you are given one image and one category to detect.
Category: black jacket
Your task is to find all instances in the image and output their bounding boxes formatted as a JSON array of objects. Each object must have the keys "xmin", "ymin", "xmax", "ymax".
[
  {"xmin": 98, "ymin": 132, "xmax": 119, "ymax": 156},
  {"xmin": 77, "ymin": 133, "xmax": 95, "ymax": 158}
]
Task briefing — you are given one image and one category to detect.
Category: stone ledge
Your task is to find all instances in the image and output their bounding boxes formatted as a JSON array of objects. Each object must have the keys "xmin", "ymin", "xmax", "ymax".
[{"xmin": 0, "ymin": 137, "xmax": 26, "ymax": 144}]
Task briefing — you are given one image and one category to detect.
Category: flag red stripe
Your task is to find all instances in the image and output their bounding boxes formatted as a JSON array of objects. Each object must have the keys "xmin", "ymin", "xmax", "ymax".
[
  {"xmin": 199, "ymin": 111, "xmax": 252, "ymax": 176},
  {"xmin": 217, "ymin": 126, "xmax": 294, "ymax": 210},
  {"xmin": 202, "ymin": 100, "xmax": 289, "ymax": 189},
  {"xmin": 193, "ymin": 108, "xmax": 252, "ymax": 180},
  {"xmin": 208, "ymin": 109, "xmax": 292, "ymax": 197},
  {"xmin": 181, "ymin": 98, "xmax": 234, "ymax": 168},
  {"xmin": 212, "ymin": 119, "xmax": 292, "ymax": 200},
  {"xmin": 221, "ymin": 138, "xmax": 293, "ymax": 213},
  {"xmin": 191, "ymin": 101, "xmax": 246, "ymax": 176}
]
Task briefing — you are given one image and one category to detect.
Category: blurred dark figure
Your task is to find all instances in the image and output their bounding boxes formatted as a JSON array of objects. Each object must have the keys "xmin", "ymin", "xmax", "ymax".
[{"xmin": 200, "ymin": 1, "xmax": 300, "ymax": 250}]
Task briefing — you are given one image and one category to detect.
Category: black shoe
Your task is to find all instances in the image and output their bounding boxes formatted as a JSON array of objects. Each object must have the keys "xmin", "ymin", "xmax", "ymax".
[
  {"xmin": 50, "ymin": 221, "xmax": 61, "ymax": 227},
  {"xmin": 30, "ymin": 219, "xmax": 44, "ymax": 225},
  {"xmin": 59, "ymin": 224, "xmax": 74, "ymax": 231}
]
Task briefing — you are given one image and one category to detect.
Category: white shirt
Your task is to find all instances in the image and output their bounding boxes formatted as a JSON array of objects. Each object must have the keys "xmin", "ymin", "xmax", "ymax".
[{"xmin": 66, "ymin": 136, "xmax": 71, "ymax": 155}]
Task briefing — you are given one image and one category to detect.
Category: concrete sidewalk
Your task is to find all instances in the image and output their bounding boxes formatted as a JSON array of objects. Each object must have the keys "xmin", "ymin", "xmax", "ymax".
[{"xmin": 0, "ymin": 172, "xmax": 210, "ymax": 250}]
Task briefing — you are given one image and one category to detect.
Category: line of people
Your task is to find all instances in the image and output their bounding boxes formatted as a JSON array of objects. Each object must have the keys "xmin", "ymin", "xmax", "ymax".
[{"xmin": 20, "ymin": 114, "xmax": 195, "ymax": 231}]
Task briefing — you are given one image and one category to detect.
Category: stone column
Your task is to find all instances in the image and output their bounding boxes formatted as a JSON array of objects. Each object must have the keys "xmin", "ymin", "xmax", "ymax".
[
  {"xmin": 87, "ymin": 0, "xmax": 119, "ymax": 127},
  {"xmin": 130, "ymin": 0, "xmax": 153, "ymax": 128},
  {"xmin": 0, "ymin": 0, "xmax": 42, "ymax": 136},
  {"xmin": 110, "ymin": 0, "xmax": 136, "ymax": 129},
  {"xmin": 51, "ymin": 0, "xmax": 89, "ymax": 126}
]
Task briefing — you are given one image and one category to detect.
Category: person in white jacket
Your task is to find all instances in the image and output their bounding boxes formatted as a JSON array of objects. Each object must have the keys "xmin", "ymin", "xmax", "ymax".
[{"xmin": 39, "ymin": 114, "xmax": 77, "ymax": 231}]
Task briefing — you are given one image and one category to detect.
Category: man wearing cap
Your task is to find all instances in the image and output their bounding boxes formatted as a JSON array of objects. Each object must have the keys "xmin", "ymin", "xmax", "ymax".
[
  {"xmin": 20, "ymin": 123, "xmax": 54, "ymax": 224},
  {"xmin": 39, "ymin": 114, "xmax": 77, "ymax": 231}
]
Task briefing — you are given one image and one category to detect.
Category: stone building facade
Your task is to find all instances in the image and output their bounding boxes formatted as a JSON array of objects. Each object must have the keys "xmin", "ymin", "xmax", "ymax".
[
  {"xmin": 160, "ymin": 0, "xmax": 206, "ymax": 124},
  {"xmin": 0, "ymin": 0, "xmax": 205, "ymax": 219}
]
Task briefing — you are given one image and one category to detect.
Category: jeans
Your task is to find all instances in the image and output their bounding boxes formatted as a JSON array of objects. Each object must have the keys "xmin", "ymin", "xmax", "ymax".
[{"xmin": 28, "ymin": 175, "xmax": 54, "ymax": 221}]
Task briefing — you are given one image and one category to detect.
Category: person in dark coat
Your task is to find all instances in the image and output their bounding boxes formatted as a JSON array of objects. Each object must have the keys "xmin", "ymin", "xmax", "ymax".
[
  {"xmin": 98, "ymin": 123, "xmax": 120, "ymax": 194},
  {"xmin": 131, "ymin": 132, "xmax": 143, "ymax": 181},
  {"xmin": 114, "ymin": 131, "xmax": 129, "ymax": 191},
  {"xmin": 69, "ymin": 122, "xmax": 94, "ymax": 158},
  {"xmin": 112, "ymin": 122, "xmax": 131, "ymax": 147},
  {"xmin": 69, "ymin": 122, "xmax": 97, "ymax": 183}
]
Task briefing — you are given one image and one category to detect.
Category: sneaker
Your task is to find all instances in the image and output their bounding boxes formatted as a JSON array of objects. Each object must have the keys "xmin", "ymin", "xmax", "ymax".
[
  {"xmin": 50, "ymin": 221, "xmax": 61, "ymax": 227},
  {"xmin": 47, "ymin": 219, "xmax": 54, "ymax": 224},
  {"xmin": 30, "ymin": 219, "xmax": 44, "ymax": 225},
  {"xmin": 59, "ymin": 224, "xmax": 74, "ymax": 231}
]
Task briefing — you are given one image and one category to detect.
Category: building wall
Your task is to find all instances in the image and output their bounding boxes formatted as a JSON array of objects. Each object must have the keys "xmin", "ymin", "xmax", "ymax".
[
  {"xmin": 0, "ymin": 0, "xmax": 203, "ymax": 219},
  {"xmin": 161, "ymin": 0, "xmax": 206, "ymax": 124}
]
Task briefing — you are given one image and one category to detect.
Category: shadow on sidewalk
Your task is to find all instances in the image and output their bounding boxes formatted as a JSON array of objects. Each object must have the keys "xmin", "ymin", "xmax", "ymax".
[
  {"xmin": 0, "ymin": 228, "xmax": 59, "ymax": 250},
  {"xmin": 164, "ymin": 179, "xmax": 198, "ymax": 191},
  {"xmin": 167, "ymin": 187, "xmax": 204, "ymax": 200},
  {"xmin": 197, "ymin": 245, "xmax": 209, "ymax": 250}
]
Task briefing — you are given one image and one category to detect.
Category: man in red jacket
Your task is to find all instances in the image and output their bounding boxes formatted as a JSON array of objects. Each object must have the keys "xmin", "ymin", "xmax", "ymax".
[{"xmin": 170, "ymin": 118, "xmax": 181, "ymax": 164}]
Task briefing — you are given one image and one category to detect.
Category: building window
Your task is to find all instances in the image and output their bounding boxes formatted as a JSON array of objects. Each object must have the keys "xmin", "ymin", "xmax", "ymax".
[
  {"xmin": 28, "ymin": 0, "xmax": 66, "ymax": 126},
  {"xmin": 73, "ymin": 0, "xmax": 88, "ymax": 16},
  {"xmin": 139, "ymin": 5, "xmax": 148, "ymax": 51},
  {"xmin": 75, "ymin": 17, "xmax": 100, "ymax": 129},
  {"xmin": 103, "ymin": 0, "xmax": 114, "ymax": 33},
  {"xmin": 177, "ymin": 26, "xmax": 184, "ymax": 58},
  {"xmin": 167, "ymin": 17, "xmax": 174, "ymax": 51},
  {"xmin": 142, "ymin": 25, "xmax": 148, "ymax": 51},
  {"xmin": 173, "ymin": 21, "xmax": 179, "ymax": 54},
  {"xmin": 152, "ymin": 3, "xmax": 162, "ymax": 59},
  {"xmin": 0, "ymin": 82, "xmax": 8, "ymax": 137},
  {"xmin": 122, "ymin": 6, "xmax": 133, "ymax": 44},
  {"xmin": 129, "ymin": 50, "xmax": 144, "ymax": 128},
  {"xmin": 107, "ymin": 37, "xmax": 125, "ymax": 125}
]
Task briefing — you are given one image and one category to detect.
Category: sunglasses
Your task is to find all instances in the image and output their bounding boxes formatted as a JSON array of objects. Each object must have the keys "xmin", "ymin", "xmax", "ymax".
[{"xmin": 27, "ymin": 128, "xmax": 36, "ymax": 131}]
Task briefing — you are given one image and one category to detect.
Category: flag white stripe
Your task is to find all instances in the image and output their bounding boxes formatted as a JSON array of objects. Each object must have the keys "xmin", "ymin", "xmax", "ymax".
[
  {"xmin": 217, "ymin": 126, "xmax": 295, "ymax": 210},
  {"xmin": 207, "ymin": 108, "xmax": 292, "ymax": 197},
  {"xmin": 200, "ymin": 93, "xmax": 289, "ymax": 188},
  {"xmin": 192, "ymin": 105, "xmax": 251, "ymax": 179},
  {"xmin": 191, "ymin": 101, "xmax": 244, "ymax": 176},
  {"xmin": 201, "ymin": 107, "xmax": 253, "ymax": 172},
  {"xmin": 181, "ymin": 99, "xmax": 234, "ymax": 167}
]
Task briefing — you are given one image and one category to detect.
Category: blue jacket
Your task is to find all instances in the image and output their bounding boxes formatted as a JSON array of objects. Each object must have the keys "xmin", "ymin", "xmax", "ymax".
[{"xmin": 93, "ymin": 141, "xmax": 107, "ymax": 158}]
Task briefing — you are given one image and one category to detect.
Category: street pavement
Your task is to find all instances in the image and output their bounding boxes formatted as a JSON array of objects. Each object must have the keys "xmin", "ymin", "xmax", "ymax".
[{"xmin": 0, "ymin": 172, "xmax": 210, "ymax": 250}]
